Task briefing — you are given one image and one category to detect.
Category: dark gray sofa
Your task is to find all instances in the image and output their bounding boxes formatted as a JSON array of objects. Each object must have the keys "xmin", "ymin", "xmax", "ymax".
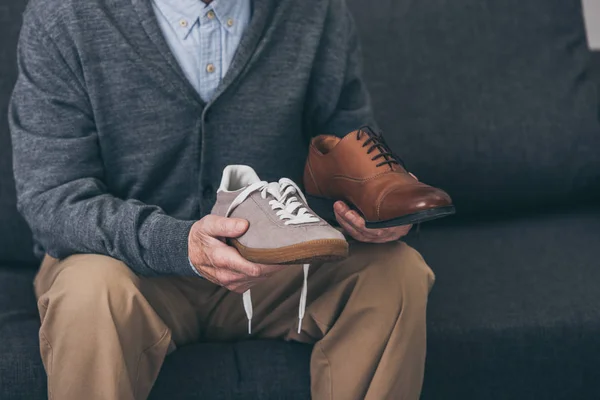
[{"xmin": 1, "ymin": 0, "xmax": 599, "ymax": 399}]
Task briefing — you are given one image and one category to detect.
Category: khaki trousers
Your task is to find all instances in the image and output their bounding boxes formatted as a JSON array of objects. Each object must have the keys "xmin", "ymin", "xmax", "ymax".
[{"xmin": 34, "ymin": 240, "xmax": 434, "ymax": 400}]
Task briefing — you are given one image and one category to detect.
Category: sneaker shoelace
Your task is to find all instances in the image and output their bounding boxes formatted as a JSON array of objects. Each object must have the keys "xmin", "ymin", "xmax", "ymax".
[{"xmin": 225, "ymin": 178, "xmax": 319, "ymax": 334}]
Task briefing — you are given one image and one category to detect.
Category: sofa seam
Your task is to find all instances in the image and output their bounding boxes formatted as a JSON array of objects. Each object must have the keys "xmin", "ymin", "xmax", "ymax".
[{"xmin": 317, "ymin": 345, "xmax": 333, "ymax": 400}]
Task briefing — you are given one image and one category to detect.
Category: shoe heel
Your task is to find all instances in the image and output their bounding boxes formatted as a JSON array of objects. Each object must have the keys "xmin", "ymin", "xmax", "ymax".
[{"xmin": 305, "ymin": 195, "xmax": 337, "ymax": 223}]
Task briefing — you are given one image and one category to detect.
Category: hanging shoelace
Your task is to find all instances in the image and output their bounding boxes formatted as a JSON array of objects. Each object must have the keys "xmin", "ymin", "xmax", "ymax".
[{"xmin": 225, "ymin": 178, "xmax": 320, "ymax": 334}]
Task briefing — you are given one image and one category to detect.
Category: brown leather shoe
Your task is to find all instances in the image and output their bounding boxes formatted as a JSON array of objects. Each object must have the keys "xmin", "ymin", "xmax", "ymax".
[{"xmin": 304, "ymin": 127, "xmax": 455, "ymax": 228}]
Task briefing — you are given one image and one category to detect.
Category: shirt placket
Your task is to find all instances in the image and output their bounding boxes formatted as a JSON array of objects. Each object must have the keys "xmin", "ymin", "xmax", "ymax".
[{"xmin": 199, "ymin": 9, "xmax": 222, "ymax": 102}]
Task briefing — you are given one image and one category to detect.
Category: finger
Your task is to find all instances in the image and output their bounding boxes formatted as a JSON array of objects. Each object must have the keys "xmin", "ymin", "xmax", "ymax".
[
  {"xmin": 333, "ymin": 200, "xmax": 352, "ymax": 214},
  {"xmin": 373, "ymin": 233, "xmax": 401, "ymax": 243},
  {"xmin": 336, "ymin": 201, "xmax": 415, "ymax": 239},
  {"xmin": 191, "ymin": 264, "xmax": 241, "ymax": 287},
  {"xmin": 390, "ymin": 224, "xmax": 412, "ymax": 238},
  {"xmin": 210, "ymin": 245, "xmax": 282, "ymax": 278},
  {"xmin": 335, "ymin": 213, "xmax": 369, "ymax": 241},
  {"xmin": 256, "ymin": 264, "xmax": 288, "ymax": 276},
  {"xmin": 335, "ymin": 202, "xmax": 414, "ymax": 242},
  {"xmin": 198, "ymin": 263, "xmax": 270, "ymax": 292},
  {"xmin": 336, "ymin": 208, "xmax": 384, "ymax": 240},
  {"xmin": 214, "ymin": 267, "xmax": 256, "ymax": 287},
  {"xmin": 376, "ymin": 227, "xmax": 406, "ymax": 242},
  {"xmin": 372, "ymin": 225, "xmax": 412, "ymax": 242},
  {"xmin": 334, "ymin": 202, "xmax": 368, "ymax": 231},
  {"xmin": 366, "ymin": 225, "xmax": 411, "ymax": 243},
  {"xmin": 200, "ymin": 215, "xmax": 249, "ymax": 239},
  {"xmin": 207, "ymin": 246, "xmax": 260, "ymax": 277},
  {"xmin": 394, "ymin": 225, "xmax": 412, "ymax": 238},
  {"xmin": 229, "ymin": 277, "xmax": 272, "ymax": 294},
  {"xmin": 336, "ymin": 208, "xmax": 410, "ymax": 243}
]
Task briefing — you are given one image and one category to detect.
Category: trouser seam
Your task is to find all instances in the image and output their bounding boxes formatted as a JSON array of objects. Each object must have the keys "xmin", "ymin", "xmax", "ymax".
[
  {"xmin": 317, "ymin": 345, "xmax": 333, "ymax": 400},
  {"xmin": 310, "ymin": 313, "xmax": 333, "ymax": 332},
  {"xmin": 366, "ymin": 299, "xmax": 406, "ymax": 400},
  {"xmin": 133, "ymin": 327, "xmax": 170, "ymax": 400},
  {"xmin": 39, "ymin": 330, "xmax": 53, "ymax": 400}
]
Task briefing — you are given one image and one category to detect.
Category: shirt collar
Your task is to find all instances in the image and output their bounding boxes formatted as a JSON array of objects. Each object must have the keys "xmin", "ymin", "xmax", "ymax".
[
  {"xmin": 152, "ymin": 0, "xmax": 203, "ymax": 40},
  {"xmin": 208, "ymin": 0, "xmax": 243, "ymax": 33},
  {"xmin": 153, "ymin": 0, "xmax": 244, "ymax": 40}
]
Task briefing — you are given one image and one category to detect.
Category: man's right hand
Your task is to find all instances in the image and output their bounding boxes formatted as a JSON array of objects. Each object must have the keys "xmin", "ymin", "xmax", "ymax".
[{"xmin": 188, "ymin": 215, "xmax": 286, "ymax": 293}]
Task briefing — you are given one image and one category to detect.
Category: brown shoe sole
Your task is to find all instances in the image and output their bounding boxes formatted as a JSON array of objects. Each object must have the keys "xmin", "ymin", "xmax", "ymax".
[
  {"xmin": 306, "ymin": 195, "xmax": 456, "ymax": 228},
  {"xmin": 228, "ymin": 238, "xmax": 349, "ymax": 265}
]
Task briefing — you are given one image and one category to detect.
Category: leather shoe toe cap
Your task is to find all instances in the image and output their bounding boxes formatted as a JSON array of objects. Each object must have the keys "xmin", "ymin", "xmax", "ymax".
[{"xmin": 377, "ymin": 185, "xmax": 453, "ymax": 221}]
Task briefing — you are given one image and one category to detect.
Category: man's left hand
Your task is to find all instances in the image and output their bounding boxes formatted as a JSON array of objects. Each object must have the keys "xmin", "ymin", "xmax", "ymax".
[{"xmin": 334, "ymin": 201, "xmax": 412, "ymax": 243}]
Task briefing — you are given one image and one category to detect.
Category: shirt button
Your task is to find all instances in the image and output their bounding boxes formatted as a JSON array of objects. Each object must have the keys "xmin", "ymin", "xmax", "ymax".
[
  {"xmin": 227, "ymin": 18, "xmax": 234, "ymax": 27},
  {"xmin": 179, "ymin": 19, "xmax": 188, "ymax": 28},
  {"xmin": 207, "ymin": 10, "xmax": 215, "ymax": 19},
  {"xmin": 206, "ymin": 63, "xmax": 215, "ymax": 73}
]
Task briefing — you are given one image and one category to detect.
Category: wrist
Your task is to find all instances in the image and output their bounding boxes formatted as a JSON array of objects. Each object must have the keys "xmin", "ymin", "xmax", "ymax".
[{"xmin": 144, "ymin": 214, "xmax": 196, "ymax": 276}]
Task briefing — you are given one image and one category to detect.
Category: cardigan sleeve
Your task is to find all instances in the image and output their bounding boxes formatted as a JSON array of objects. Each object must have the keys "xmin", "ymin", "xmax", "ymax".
[{"xmin": 9, "ymin": 11, "xmax": 197, "ymax": 277}]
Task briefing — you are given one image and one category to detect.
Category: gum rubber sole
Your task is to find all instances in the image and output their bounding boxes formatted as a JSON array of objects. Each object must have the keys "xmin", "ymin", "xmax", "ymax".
[
  {"xmin": 229, "ymin": 238, "xmax": 349, "ymax": 265},
  {"xmin": 306, "ymin": 194, "xmax": 456, "ymax": 228}
]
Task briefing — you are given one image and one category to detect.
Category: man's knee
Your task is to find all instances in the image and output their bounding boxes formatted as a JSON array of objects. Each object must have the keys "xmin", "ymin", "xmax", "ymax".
[
  {"xmin": 360, "ymin": 241, "xmax": 435, "ymax": 292},
  {"xmin": 37, "ymin": 254, "xmax": 141, "ymax": 321},
  {"xmin": 345, "ymin": 241, "xmax": 435, "ymax": 324}
]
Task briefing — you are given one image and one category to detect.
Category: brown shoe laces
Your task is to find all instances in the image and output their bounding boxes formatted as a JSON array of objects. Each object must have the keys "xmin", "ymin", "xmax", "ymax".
[{"xmin": 357, "ymin": 126, "xmax": 406, "ymax": 169}]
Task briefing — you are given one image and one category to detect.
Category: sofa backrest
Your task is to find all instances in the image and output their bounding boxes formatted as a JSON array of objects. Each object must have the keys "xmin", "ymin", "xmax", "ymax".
[
  {"xmin": 1, "ymin": 0, "xmax": 599, "ymax": 264},
  {"xmin": 347, "ymin": 0, "xmax": 600, "ymax": 215},
  {"xmin": 0, "ymin": 0, "xmax": 36, "ymax": 266}
]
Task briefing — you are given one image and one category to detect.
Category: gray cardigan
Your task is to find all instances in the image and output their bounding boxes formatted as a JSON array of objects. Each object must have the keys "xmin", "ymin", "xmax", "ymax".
[{"xmin": 9, "ymin": 0, "xmax": 376, "ymax": 276}]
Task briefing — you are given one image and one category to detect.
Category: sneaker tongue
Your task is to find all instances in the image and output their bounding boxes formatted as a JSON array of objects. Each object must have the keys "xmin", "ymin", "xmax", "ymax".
[
  {"xmin": 220, "ymin": 165, "xmax": 262, "ymax": 191},
  {"xmin": 265, "ymin": 181, "xmax": 285, "ymax": 201}
]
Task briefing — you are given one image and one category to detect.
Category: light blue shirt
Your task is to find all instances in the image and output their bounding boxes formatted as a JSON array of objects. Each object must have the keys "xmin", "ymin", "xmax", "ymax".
[
  {"xmin": 152, "ymin": 0, "xmax": 251, "ymax": 276},
  {"xmin": 152, "ymin": 0, "xmax": 251, "ymax": 103}
]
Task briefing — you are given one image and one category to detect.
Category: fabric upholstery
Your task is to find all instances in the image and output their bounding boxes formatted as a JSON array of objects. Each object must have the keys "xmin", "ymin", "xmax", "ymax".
[
  {"xmin": 0, "ymin": 267, "xmax": 46, "ymax": 399},
  {"xmin": 150, "ymin": 342, "xmax": 311, "ymax": 400},
  {"xmin": 2, "ymin": 0, "xmax": 599, "ymax": 260},
  {"xmin": 2, "ymin": 210, "xmax": 600, "ymax": 399},
  {"xmin": 592, "ymin": 52, "xmax": 600, "ymax": 91},
  {"xmin": 348, "ymin": 0, "xmax": 600, "ymax": 214},
  {"xmin": 406, "ymin": 208, "xmax": 600, "ymax": 400},
  {"xmin": 9, "ymin": 0, "xmax": 376, "ymax": 275},
  {"xmin": 0, "ymin": 0, "xmax": 37, "ymax": 266},
  {"xmin": 1, "ymin": 0, "xmax": 600, "ymax": 398},
  {"xmin": 0, "ymin": 265, "xmax": 311, "ymax": 400}
]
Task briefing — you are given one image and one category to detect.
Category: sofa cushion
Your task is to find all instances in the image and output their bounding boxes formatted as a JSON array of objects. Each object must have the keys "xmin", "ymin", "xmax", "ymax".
[
  {"xmin": 348, "ymin": 0, "xmax": 600, "ymax": 215},
  {"xmin": 406, "ymin": 208, "xmax": 600, "ymax": 399},
  {"xmin": 150, "ymin": 341, "xmax": 311, "ymax": 400},
  {"xmin": 0, "ymin": 264, "xmax": 312, "ymax": 400},
  {"xmin": 2, "ymin": 210, "xmax": 599, "ymax": 399},
  {"xmin": 3, "ymin": 0, "xmax": 598, "ymax": 263},
  {"xmin": 0, "ymin": 267, "xmax": 46, "ymax": 400},
  {"xmin": 0, "ymin": 0, "xmax": 37, "ymax": 266}
]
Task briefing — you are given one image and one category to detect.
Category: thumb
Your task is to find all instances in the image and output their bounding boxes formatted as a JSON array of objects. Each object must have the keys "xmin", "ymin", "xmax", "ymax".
[{"xmin": 202, "ymin": 215, "xmax": 249, "ymax": 238}]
